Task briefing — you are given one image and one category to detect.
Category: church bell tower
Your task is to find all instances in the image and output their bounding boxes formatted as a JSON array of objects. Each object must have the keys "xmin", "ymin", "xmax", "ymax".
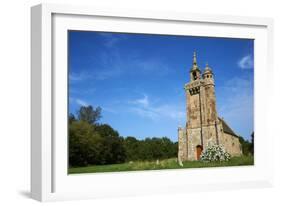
[
  {"xmin": 178, "ymin": 52, "xmax": 242, "ymax": 161},
  {"xmin": 183, "ymin": 52, "xmax": 220, "ymax": 160}
]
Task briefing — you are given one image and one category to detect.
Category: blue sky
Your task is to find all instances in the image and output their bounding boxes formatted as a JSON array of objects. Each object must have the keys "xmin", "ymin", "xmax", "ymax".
[{"xmin": 68, "ymin": 31, "xmax": 254, "ymax": 141}]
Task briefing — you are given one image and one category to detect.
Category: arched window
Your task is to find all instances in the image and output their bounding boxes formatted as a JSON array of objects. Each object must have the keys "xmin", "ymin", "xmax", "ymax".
[{"xmin": 192, "ymin": 71, "xmax": 197, "ymax": 80}]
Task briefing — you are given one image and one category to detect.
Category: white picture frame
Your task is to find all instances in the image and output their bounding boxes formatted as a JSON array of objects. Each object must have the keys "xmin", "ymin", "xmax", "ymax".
[{"xmin": 31, "ymin": 3, "xmax": 274, "ymax": 202}]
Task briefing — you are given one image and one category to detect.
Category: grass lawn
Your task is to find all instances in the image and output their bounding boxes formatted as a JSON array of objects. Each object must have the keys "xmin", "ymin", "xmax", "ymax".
[{"xmin": 68, "ymin": 155, "xmax": 254, "ymax": 174}]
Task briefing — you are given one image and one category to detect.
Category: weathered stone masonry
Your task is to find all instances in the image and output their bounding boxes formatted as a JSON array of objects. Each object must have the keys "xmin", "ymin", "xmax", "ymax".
[{"xmin": 178, "ymin": 53, "xmax": 242, "ymax": 161}]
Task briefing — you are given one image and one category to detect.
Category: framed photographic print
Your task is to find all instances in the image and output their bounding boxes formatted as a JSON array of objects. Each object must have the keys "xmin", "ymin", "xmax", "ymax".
[{"xmin": 31, "ymin": 3, "xmax": 274, "ymax": 201}]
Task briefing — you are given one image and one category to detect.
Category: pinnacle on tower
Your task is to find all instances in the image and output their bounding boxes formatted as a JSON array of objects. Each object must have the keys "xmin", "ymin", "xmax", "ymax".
[
  {"xmin": 193, "ymin": 51, "xmax": 197, "ymax": 66},
  {"xmin": 204, "ymin": 62, "xmax": 212, "ymax": 73}
]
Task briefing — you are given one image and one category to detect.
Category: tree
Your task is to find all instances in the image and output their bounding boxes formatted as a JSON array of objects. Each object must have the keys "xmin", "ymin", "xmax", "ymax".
[
  {"xmin": 124, "ymin": 136, "xmax": 140, "ymax": 161},
  {"xmin": 68, "ymin": 113, "xmax": 76, "ymax": 124},
  {"xmin": 123, "ymin": 136, "xmax": 178, "ymax": 161},
  {"xmin": 69, "ymin": 121, "xmax": 127, "ymax": 166},
  {"xmin": 69, "ymin": 120, "xmax": 103, "ymax": 166},
  {"xmin": 94, "ymin": 124, "xmax": 119, "ymax": 138},
  {"xmin": 238, "ymin": 135, "xmax": 252, "ymax": 156},
  {"xmin": 77, "ymin": 105, "xmax": 102, "ymax": 125},
  {"xmin": 95, "ymin": 124, "xmax": 126, "ymax": 164},
  {"xmin": 250, "ymin": 132, "xmax": 254, "ymax": 155},
  {"xmin": 160, "ymin": 137, "xmax": 178, "ymax": 159},
  {"xmin": 69, "ymin": 104, "xmax": 178, "ymax": 166}
]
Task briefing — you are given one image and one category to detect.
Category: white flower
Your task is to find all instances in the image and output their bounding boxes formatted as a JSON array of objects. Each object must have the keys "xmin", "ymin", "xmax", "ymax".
[{"xmin": 200, "ymin": 145, "xmax": 231, "ymax": 162}]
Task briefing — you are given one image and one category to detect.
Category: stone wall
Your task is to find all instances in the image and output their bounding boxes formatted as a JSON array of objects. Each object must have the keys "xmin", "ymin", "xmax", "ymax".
[
  {"xmin": 202, "ymin": 84, "xmax": 217, "ymax": 125},
  {"xmin": 220, "ymin": 133, "xmax": 242, "ymax": 156},
  {"xmin": 186, "ymin": 127, "xmax": 202, "ymax": 160},
  {"xmin": 186, "ymin": 123, "xmax": 224, "ymax": 160},
  {"xmin": 178, "ymin": 127, "xmax": 188, "ymax": 161},
  {"xmin": 183, "ymin": 122, "xmax": 242, "ymax": 160},
  {"xmin": 202, "ymin": 124, "xmax": 220, "ymax": 148},
  {"xmin": 186, "ymin": 89, "xmax": 201, "ymax": 128}
]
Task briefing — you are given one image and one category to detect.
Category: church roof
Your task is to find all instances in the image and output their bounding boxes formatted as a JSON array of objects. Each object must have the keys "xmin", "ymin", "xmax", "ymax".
[{"xmin": 218, "ymin": 117, "xmax": 239, "ymax": 137}]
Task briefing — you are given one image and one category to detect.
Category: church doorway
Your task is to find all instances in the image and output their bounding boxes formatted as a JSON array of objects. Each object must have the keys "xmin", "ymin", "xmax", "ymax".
[{"xmin": 196, "ymin": 145, "xmax": 203, "ymax": 160}]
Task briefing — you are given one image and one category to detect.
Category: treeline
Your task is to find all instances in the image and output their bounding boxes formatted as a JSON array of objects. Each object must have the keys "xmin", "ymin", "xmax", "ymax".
[
  {"xmin": 123, "ymin": 136, "xmax": 178, "ymax": 161},
  {"xmin": 238, "ymin": 132, "xmax": 254, "ymax": 156},
  {"xmin": 69, "ymin": 105, "xmax": 177, "ymax": 167}
]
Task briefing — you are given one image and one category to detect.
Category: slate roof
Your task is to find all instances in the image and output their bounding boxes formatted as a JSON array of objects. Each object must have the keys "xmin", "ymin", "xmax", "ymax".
[{"xmin": 218, "ymin": 117, "xmax": 239, "ymax": 137}]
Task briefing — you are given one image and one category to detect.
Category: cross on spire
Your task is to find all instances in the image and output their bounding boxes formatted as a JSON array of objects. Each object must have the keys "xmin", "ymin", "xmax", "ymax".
[{"xmin": 193, "ymin": 51, "xmax": 197, "ymax": 66}]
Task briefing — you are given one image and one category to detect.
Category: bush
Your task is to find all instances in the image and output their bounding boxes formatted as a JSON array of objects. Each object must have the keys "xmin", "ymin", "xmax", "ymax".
[{"xmin": 200, "ymin": 145, "xmax": 231, "ymax": 162}]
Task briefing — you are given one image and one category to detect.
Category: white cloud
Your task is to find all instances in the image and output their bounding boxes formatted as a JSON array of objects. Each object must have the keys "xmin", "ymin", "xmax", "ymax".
[
  {"xmin": 75, "ymin": 99, "xmax": 89, "ymax": 107},
  {"xmin": 217, "ymin": 76, "xmax": 253, "ymax": 139},
  {"xmin": 131, "ymin": 107, "xmax": 159, "ymax": 120},
  {"xmin": 153, "ymin": 105, "xmax": 185, "ymax": 120},
  {"xmin": 129, "ymin": 95, "xmax": 149, "ymax": 107},
  {"xmin": 102, "ymin": 107, "xmax": 118, "ymax": 114},
  {"xmin": 238, "ymin": 55, "xmax": 254, "ymax": 69},
  {"xmin": 129, "ymin": 94, "xmax": 185, "ymax": 121}
]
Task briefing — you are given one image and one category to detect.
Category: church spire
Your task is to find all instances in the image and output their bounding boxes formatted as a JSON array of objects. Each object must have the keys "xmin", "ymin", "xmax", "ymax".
[
  {"xmin": 191, "ymin": 51, "xmax": 200, "ymax": 71},
  {"xmin": 190, "ymin": 51, "xmax": 200, "ymax": 72},
  {"xmin": 190, "ymin": 52, "xmax": 201, "ymax": 81}
]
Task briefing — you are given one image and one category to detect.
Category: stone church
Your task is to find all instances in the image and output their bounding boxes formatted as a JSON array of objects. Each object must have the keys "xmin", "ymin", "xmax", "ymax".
[{"xmin": 178, "ymin": 52, "xmax": 242, "ymax": 161}]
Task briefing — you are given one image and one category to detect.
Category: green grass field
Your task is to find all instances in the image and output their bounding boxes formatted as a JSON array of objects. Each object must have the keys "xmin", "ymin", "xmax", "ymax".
[{"xmin": 68, "ymin": 155, "xmax": 254, "ymax": 174}]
